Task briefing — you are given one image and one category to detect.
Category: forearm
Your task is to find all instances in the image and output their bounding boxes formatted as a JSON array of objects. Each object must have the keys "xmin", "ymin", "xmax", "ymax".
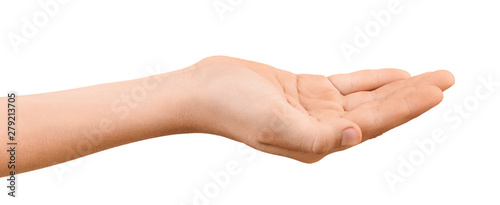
[{"xmin": 1, "ymin": 67, "xmax": 194, "ymax": 176}]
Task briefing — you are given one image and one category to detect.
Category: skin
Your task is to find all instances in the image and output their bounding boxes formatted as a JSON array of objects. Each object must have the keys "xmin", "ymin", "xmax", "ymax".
[{"xmin": 0, "ymin": 56, "xmax": 454, "ymax": 176}]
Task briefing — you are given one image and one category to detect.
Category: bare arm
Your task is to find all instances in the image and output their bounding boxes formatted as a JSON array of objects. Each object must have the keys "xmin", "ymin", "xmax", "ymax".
[
  {"xmin": 0, "ymin": 56, "xmax": 454, "ymax": 176},
  {"xmin": 0, "ymin": 68, "xmax": 195, "ymax": 176}
]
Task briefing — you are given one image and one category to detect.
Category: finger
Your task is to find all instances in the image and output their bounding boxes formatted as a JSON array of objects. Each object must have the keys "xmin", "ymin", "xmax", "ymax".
[
  {"xmin": 296, "ymin": 74, "xmax": 344, "ymax": 116},
  {"xmin": 415, "ymin": 70, "xmax": 455, "ymax": 91},
  {"xmin": 343, "ymin": 70, "xmax": 454, "ymax": 111},
  {"xmin": 260, "ymin": 103, "xmax": 361, "ymax": 154},
  {"xmin": 344, "ymin": 84, "xmax": 443, "ymax": 141},
  {"xmin": 310, "ymin": 117, "xmax": 363, "ymax": 154},
  {"xmin": 328, "ymin": 69, "xmax": 410, "ymax": 95}
]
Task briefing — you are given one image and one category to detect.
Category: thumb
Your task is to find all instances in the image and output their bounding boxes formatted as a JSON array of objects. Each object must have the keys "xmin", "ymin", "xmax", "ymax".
[
  {"xmin": 312, "ymin": 118, "xmax": 362, "ymax": 154},
  {"xmin": 264, "ymin": 103, "xmax": 362, "ymax": 154}
]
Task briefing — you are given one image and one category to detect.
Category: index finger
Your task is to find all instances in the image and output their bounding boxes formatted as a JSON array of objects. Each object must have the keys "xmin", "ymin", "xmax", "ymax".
[{"xmin": 328, "ymin": 69, "xmax": 410, "ymax": 95}]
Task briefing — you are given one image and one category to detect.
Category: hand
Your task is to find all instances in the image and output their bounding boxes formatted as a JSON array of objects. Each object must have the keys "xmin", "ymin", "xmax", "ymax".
[{"xmin": 185, "ymin": 56, "xmax": 455, "ymax": 163}]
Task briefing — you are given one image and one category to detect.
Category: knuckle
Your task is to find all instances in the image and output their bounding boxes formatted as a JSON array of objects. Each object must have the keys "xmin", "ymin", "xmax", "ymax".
[
  {"xmin": 312, "ymin": 134, "xmax": 330, "ymax": 154},
  {"xmin": 256, "ymin": 129, "xmax": 277, "ymax": 144}
]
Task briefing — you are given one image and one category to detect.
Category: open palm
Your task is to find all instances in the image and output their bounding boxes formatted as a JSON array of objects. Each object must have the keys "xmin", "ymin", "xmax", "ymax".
[{"xmin": 192, "ymin": 56, "xmax": 454, "ymax": 163}]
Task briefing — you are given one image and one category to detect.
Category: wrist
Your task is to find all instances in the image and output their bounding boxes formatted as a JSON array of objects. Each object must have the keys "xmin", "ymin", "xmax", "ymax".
[
  {"xmin": 154, "ymin": 61, "xmax": 234, "ymax": 138},
  {"xmin": 151, "ymin": 65, "xmax": 200, "ymax": 135}
]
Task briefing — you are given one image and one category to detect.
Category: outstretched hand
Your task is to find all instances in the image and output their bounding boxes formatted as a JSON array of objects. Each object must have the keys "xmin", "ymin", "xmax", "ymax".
[
  {"xmin": 0, "ymin": 55, "xmax": 455, "ymax": 176},
  {"xmin": 186, "ymin": 56, "xmax": 454, "ymax": 163}
]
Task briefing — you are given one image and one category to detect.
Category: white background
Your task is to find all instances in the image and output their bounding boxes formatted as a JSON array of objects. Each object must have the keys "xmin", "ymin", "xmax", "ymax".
[{"xmin": 1, "ymin": 0, "xmax": 499, "ymax": 204}]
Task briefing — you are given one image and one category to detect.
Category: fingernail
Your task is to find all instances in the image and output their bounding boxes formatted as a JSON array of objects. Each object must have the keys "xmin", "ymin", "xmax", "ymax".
[{"xmin": 341, "ymin": 128, "xmax": 360, "ymax": 147}]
